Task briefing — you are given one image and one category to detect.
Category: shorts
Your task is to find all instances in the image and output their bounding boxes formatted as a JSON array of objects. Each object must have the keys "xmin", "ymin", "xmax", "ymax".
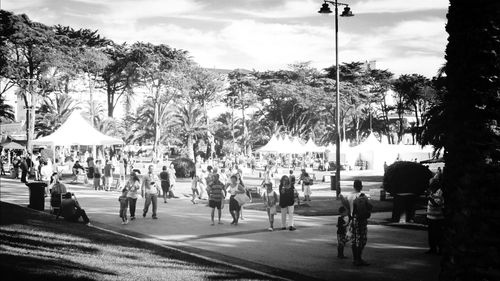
[
  {"xmin": 266, "ymin": 206, "xmax": 277, "ymax": 215},
  {"xmin": 161, "ymin": 182, "xmax": 170, "ymax": 194},
  {"xmin": 192, "ymin": 188, "xmax": 199, "ymax": 195},
  {"xmin": 229, "ymin": 196, "xmax": 241, "ymax": 212},
  {"xmin": 209, "ymin": 200, "xmax": 222, "ymax": 210},
  {"xmin": 337, "ymin": 233, "xmax": 348, "ymax": 247}
]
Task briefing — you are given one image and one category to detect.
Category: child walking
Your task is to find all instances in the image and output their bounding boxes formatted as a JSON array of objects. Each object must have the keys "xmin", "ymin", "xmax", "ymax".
[
  {"xmin": 119, "ymin": 189, "xmax": 129, "ymax": 225},
  {"xmin": 337, "ymin": 206, "xmax": 350, "ymax": 258},
  {"xmin": 191, "ymin": 175, "xmax": 200, "ymax": 204},
  {"xmin": 263, "ymin": 182, "xmax": 278, "ymax": 231}
]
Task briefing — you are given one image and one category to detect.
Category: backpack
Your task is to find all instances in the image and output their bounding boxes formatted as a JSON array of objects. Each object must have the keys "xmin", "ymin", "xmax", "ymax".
[
  {"xmin": 353, "ymin": 193, "xmax": 373, "ymax": 219},
  {"xmin": 304, "ymin": 176, "xmax": 313, "ymax": 186}
]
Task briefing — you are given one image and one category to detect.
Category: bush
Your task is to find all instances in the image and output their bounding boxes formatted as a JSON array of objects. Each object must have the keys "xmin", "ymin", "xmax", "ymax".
[
  {"xmin": 383, "ymin": 161, "xmax": 433, "ymax": 195},
  {"xmin": 171, "ymin": 157, "xmax": 195, "ymax": 178},
  {"xmin": 383, "ymin": 161, "xmax": 433, "ymax": 222}
]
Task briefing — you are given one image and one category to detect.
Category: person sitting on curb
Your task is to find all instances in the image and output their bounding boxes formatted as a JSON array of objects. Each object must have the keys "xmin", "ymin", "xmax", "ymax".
[{"xmin": 60, "ymin": 192, "xmax": 91, "ymax": 226}]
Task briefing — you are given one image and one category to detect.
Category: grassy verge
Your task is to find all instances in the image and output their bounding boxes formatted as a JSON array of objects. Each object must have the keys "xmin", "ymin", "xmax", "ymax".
[
  {"xmin": 244, "ymin": 197, "xmax": 394, "ymax": 216},
  {"xmin": 0, "ymin": 201, "xmax": 270, "ymax": 281}
]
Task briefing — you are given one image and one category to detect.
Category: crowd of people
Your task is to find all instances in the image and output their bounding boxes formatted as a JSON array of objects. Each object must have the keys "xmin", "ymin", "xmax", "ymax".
[{"xmin": 1, "ymin": 146, "xmax": 445, "ymax": 268}]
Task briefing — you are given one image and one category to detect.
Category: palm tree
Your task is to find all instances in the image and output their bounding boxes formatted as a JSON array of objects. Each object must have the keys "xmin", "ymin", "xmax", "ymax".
[
  {"xmin": 172, "ymin": 103, "xmax": 206, "ymax": 160},
  {"xmin": 35, "ymin": 94, "xmax": 79, "ymax": 137},
  {"xmin": 127, "ymin": 99, "xmax": 175, "ymax": 146},
  {"xmin": 0, "ymin": 95, "xmax": 15, "ymax": 122}
]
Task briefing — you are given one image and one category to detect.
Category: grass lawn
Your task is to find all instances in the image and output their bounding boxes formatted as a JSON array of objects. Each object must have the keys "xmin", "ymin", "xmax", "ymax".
[
  {"xmin": 244, "ymin": 197, "xmax": 394, "ymax": 216},
  {"xmin": 0, "ymin": 202, "xmax": 270, "ymax": 281}
]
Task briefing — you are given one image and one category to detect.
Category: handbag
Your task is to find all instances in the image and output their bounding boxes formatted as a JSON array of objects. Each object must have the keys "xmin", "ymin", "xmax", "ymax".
[{"xmin": 234, "ymin": 193, "xmax": 251, "ymax": 206}]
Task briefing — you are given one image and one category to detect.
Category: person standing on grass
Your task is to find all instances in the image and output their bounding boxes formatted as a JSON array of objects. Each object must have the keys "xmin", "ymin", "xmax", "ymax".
[
  {"xmin": 426, "ymin": 176, "xmax": 444, "ymax": 255},
  {"xmin": 126, "ymin": 172, "xmax": 141, "ymax": 220},
  {"xmin": 207, "ymin": 174, "xmax": 226, "ymax": 225},
  {"xmin": 119, "ymin": 189, "xmax": 129, "ymax": 225},
  {"xmin": 279, "ymin": 175, "xmax": 296, "ymax": 231},
  {"xmin": 226, "ymin": 175, "xmax": 245, "ymax": 225},
  {"xmin": 159, "ymin": 166, "xmax": 170, "ymax": 204},
  {"xmin": 263, "ymin": 182, "xmax": 278, "ymax": 231},
  {"xmin": 142, "ymin": 165, "xmax": 160, "ymax": 219},
  {"xmin": 347, "ymin": 179, "xmax": 371, "ymax": 266}
]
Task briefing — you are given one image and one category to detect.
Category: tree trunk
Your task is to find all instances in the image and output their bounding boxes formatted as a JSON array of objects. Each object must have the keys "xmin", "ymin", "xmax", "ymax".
[
  {"xmin": 414, "ymin": 103, "xmax": 420, "ymax": 144},
  {"xmin": 439, "ymin": 1, "xmax": 500, "ymax": 280},
  {"xmin": 25, "ymin": 87, "xmax": 36, "ymax": 153},
  {"xmin": 152, "ymin": 99, "xmax": 160, "ymax": 161},
  {"xmin": 241, "ymin": 105, "xmax": 247, "ymax": 156},
  {"xmin": 107, "ymin": 86, "xmax": 114, "ymax": 118},
  {"xmin": 187, "ymin": 134, "xmax": 194, "ymax": 161}
]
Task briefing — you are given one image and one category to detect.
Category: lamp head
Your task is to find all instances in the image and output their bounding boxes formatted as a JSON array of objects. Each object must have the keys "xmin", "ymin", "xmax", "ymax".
[
  {"xmin": 341, "ymin": 6, "xmax": 354, "ymax": 17},
  {"xmin": 318, "ymin": 3, "xmax": 332, "ymax": 14}
]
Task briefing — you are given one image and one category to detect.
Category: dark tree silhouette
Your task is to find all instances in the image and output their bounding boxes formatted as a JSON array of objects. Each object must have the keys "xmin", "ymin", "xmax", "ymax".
[{"xmin": 437, "ymin": 1, "xmax": 500, "ymax": 280}]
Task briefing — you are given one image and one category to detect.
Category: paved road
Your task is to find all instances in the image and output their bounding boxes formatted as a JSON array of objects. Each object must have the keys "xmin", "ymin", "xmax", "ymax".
[{"xmin": 0, "ymin": 176, "xmax": 440, "ymax": 281}]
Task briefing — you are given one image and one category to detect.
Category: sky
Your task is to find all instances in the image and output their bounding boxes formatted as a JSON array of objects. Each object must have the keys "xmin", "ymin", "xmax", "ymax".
[{"xmin": 1, "ymin": 0, "xmax": 448, "ymax": 78}]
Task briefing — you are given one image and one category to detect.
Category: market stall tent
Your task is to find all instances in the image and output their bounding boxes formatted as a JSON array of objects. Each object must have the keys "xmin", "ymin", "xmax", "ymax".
[{"xmin": 32, "ymin": 111, "xmax": 124, "ymax": 146}]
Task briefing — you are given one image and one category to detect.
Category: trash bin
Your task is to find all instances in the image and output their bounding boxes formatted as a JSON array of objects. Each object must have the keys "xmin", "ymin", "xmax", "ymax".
[
  {"xmin": 26, "ymin": 182, "xmax": 47, "ymax": 211},
  {"xmin": 330, "ymin": 172, "xmax": 336, "ymax": 191}
]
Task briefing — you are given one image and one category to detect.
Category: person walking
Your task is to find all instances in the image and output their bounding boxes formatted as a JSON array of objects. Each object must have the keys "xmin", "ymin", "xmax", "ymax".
[
  {"xmin": 103, "ymin": 160, "xmax": 113, "ymax": 191},
  {"xmin": 142, "ymin": 165, "xmax": 160, "ymax": 219},
  {"xmin": 159, "ymin": 166, "xmax": 170, "ymax": 203},
  {"xmin": 190, "ymin": 175, "xmax": 200, "ymax": 204},
  {"xmin": 299, "ymin": 171, "xmax": 313, "ymax": 202},
  {"xmin": 126, "ymin": 172, "xmax": 141, "ymax": 220},
  {"xmin": 238, "ymin": 175, "xmax": 251, "ymax": 220},
  {"xmin": 426, "ymin": 176, "xmax": 445, "ymax": 255},
  {"xmin": 119, "ymin": 189, "xmax": 129, "ymax": 225},
  {"xmin": 226, "ymin": 175, "xmax": 245, "ymax": 225},
  {"xmin": 263, "ymin": 182, "xmax": 278, "ymax": 231},
  {"xmin": 93, "ymin": 160, "xmax": 102, "ymax": 190},
  {"xmin": 279, "ymin": 175, "xmax": 296, "ymax": 231},
  {"xmin": 207, "ymin": 174, "xmax": 226, "ymax": 225},
  {"xmin": 347, "ymin": 179, "xmax": 371, "ymax": 266},
  {"xmin": 20, "ymin": 156, "xmax": 29, "ymax": 183},
  {"xmin": 167, "ymin": 163, "xmax": 177, "ymax": 198},
  {"xmin": 337, "ymin": 206, "xmax": 350, "ymax": 259}
]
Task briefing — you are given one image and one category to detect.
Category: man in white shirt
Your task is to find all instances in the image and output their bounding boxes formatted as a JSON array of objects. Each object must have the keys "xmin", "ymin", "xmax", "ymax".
[{"xmin": 142, "ymin": 165, "xmax": 160, "ymax": 219}]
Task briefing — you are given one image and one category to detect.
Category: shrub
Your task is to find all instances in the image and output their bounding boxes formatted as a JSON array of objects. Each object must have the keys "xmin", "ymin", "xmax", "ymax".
[
  {"xmin": 383, "ymin": 161, "xmax": 433, "ymax": 222},
  {"xmin": 171, "ymin": 157, "xmax": 195, "ymax": 178},
  {"xmin": 383, "ymin": 161, "xmax": 433, "ymax": 195}
]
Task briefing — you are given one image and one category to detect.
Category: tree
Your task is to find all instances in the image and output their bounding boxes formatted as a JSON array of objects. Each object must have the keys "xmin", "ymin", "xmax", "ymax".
[
  {"xmin": 101, "ymin": 43, "xmax": 140, "ymax": 117},
  {"xmin": 435, "ymin": 1, "xmax": 500, "ymax": 279},
  {"xmin": 173, "ymin": 103, "xmax": 206, "ymax": 160},
  {"xmin": 0, "ymin": 11, "xmax": 67, "ymax": 151},
  {"xmin": 132, "ymin": 42, "xmax": 189, "ymax": 160},
  {"xmin": 392, "ymin": 74, "xmax": 433, "ymax": 144},
  {"xmin": 227, "ymin": 70, "xmax": 258, "ymax": 155},
  {"xmin": 0, "ymin": 94, "xmax": 15, "ymax": 122},
  {"xmin": 35, "ymin": 94, "xmax": 79, "ymax": 137},
  {"xmin": 185, "ymin": 66, "xmax": 225, "ymax": 158},
  {"xmin": 368, "ymin": 69, "xmax": 394, "ymax": 143}
]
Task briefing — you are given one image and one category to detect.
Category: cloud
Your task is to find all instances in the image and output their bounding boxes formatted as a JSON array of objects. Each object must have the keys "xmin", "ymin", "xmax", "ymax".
[
  {"xmin": 2, "ymin": 0, "xmax": 447, "ymax": 77},
  {"xmin": 353, "ymin": 0, "xmax": 448, "ymax": 14}
]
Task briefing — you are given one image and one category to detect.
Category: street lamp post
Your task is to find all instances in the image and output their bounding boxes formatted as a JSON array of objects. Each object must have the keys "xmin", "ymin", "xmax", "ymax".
[{"xmin": 318, "ymin": 1, "xmax": 353, "ymax": 198}]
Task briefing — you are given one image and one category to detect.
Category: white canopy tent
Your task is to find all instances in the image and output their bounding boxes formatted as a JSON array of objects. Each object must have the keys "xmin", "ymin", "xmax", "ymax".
[{"xmin": 33, "ymin": 111, "xmax": 124, "ymax": 146}]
